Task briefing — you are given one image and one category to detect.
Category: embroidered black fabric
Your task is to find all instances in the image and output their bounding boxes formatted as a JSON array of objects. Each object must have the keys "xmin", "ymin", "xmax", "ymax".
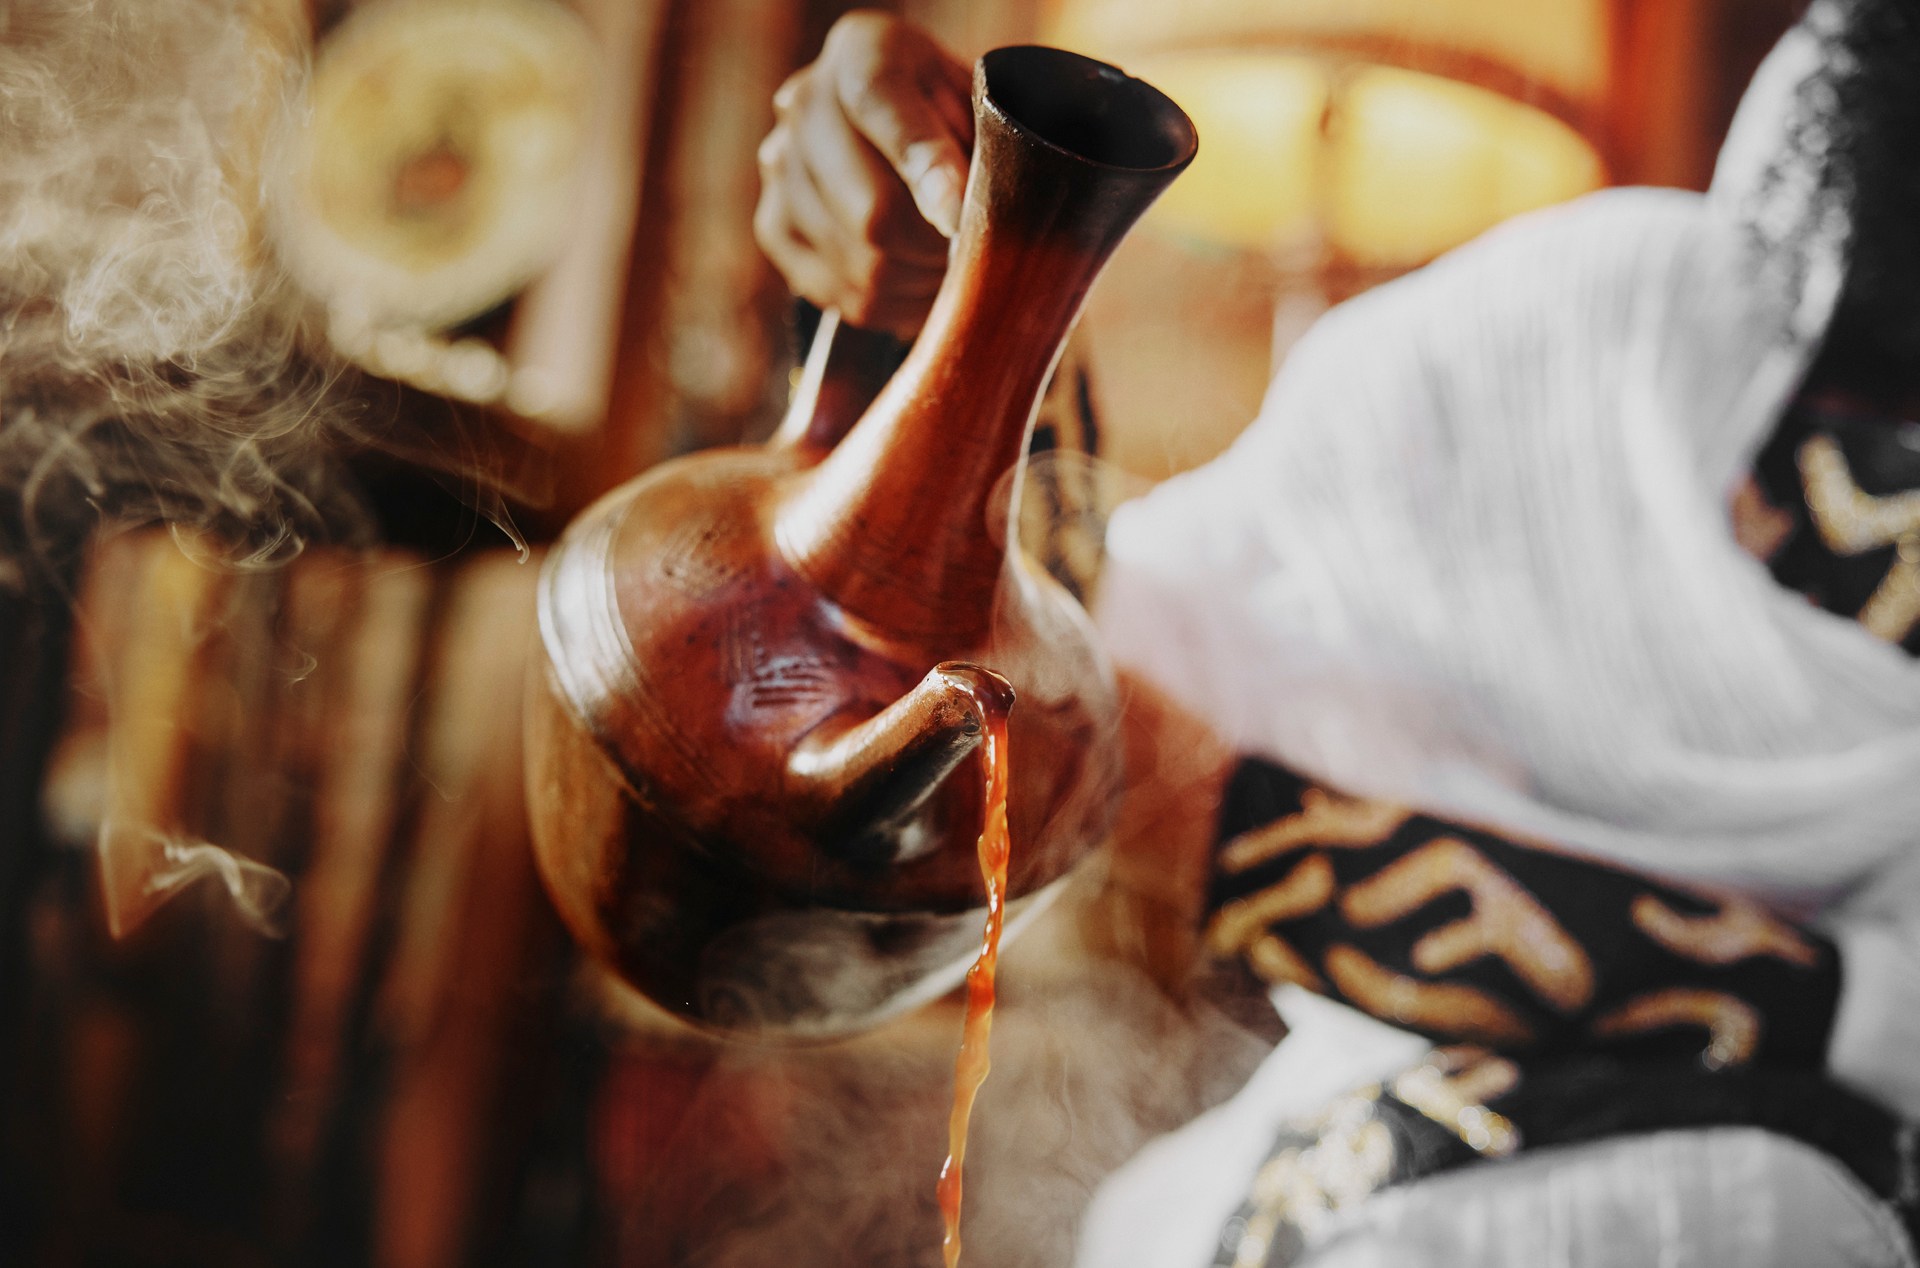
[
  {"xmin": 1208, "ymin": 756, "xmax": 1916, "ymax": 1264},
  {"xmin": 1210, "ymin": 759, "xmax": 1843, "ymax": 1068},
  {"xmin": 1221, "ymin": 1062, "xmax": 1919, "ymax": 1267},
  {"xmin": 1752, "ymin": 398, "xmax": 1920, "ymax": 656},
  {"xmin": 1208, "ymin": 1092, "xmax": 1480, "ymax": 1268}
]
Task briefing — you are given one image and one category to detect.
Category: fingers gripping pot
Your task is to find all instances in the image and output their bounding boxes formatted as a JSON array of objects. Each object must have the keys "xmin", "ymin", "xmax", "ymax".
[{"xmin": 526, "ymin": 47, "xmax": 1197, "ymax": 1038}]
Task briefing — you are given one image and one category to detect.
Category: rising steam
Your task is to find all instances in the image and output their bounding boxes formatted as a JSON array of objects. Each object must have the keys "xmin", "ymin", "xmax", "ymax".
[
  {"xmin": 586, "ymin": 872, "xmax": 1276, "ymax": 1268},
  {"xmin": 0, "ymin": 2, "xmax": 420, "ymax": 942},
  {"xmin": 0, "ymin": 0, "xmax": 368, "ymax": 571}
]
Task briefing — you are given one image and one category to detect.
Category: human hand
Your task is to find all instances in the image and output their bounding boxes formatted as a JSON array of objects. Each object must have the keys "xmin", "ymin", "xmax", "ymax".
[{"xmin": 753, "ymin": 11, "xmax": 972, "ymax": 338}]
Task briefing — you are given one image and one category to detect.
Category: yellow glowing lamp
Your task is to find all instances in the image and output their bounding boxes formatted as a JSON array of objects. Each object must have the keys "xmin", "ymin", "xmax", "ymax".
[
  {"xmin": 1132, "ymin": 53, "xmax": 1328, "ymax": 253},
  {"xmin": 1049, "ymin": 0, "xmax": 1610, "ymax": 103},
  {"xmin": 1330, "ymin": 66, "xmax": 1604, "ymax": 266},
  {"xmin": 1046, "ymin": 0, "xmax": 1611, "ymax": 267}
]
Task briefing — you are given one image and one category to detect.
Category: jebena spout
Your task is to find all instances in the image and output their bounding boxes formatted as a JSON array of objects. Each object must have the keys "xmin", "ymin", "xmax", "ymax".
[{"xmin": 786, "ymin": 663, "xmax": 1015, "ymax": 866}]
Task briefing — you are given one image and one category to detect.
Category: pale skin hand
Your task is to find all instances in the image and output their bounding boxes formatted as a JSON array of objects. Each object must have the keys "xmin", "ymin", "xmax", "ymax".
[{"xmin": 753, "ymin": 11, "xmax": 973, "ymax": 338}]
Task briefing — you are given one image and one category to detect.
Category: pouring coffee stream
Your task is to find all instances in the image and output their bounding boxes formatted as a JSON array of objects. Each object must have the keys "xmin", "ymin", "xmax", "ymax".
[{"xmin": 525, "ymin": 47, "xmax": 1197, "ymax": 1040}]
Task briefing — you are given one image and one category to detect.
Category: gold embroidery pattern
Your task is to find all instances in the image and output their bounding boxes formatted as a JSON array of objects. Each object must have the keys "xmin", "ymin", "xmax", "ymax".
[
  {"xmin": 1631, "ymin": 894, "xmax": 1821, "ymax": 968},
  {"xmin": 1861, "ymin": 540, "xmax": 1920, "ymax": 642},
  {"xmin": 1215, "ymin": 1055, "xmax": 1522, "ymax": 1268},
  {"xmin": 1217, "ymin": 788, "xmax": 1409, "ymax": 874},
  {"xmin": 1207, "ymin": 857, "xmax": 1335, "ymax": 952},
  {"xmin": 1207, "ymin": 856, "xmax": 1334, "ymax": 991},
  {"xmin": 1210, "ymin": 778, "xmax": 1816, "ymax": 1067},
  {"xmin": 1427, "ymin": 1046, "xmax": 1522, "ymax": 1107},
  {"xmin": 1391, "ymin": 1053, "xmax": 1520, "ymax": 1159},
  {"xmin": 1220, "ymin": 1095, "xmax": 1394, "ymax": 1268},
  {"xmin": 1591, "ymin": 989, "xmax": 1760, "ymax": 1070},
  {"xmin": 1340, "ymin": 838, "xmax": 1595, "ymax": 1013},
  {"xmin": 1245, "ymin": 934, "xmax": 1327, "ymax": 992},
  {"xmin": 1323, "ymin": 944, "xmax": 1535, "ymax": 1046},
  {"xmin": 1798, "ymin": 433, "xmax": 1920, "ymax": 643}
]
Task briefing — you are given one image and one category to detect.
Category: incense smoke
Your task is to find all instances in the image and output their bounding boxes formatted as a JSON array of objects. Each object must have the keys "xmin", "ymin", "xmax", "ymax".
[
  {"xmin": 0, "ymin": 0, "xmax": 361, "ymax": 572},
  {"xmin": 0, "ymin": 0, "xmax": 390, "ymax": 937}
]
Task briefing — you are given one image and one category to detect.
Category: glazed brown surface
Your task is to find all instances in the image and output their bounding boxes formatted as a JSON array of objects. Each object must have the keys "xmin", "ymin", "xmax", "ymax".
[{"xmin": 526, "ymin": 46, "xmax": 1196, "ymax": 1035}]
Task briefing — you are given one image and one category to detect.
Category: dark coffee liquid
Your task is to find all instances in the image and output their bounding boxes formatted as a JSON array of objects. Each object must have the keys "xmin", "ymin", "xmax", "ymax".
[{"xmin": 936, "ymin": 715, "xmax": 1010, "ymax": 1268}]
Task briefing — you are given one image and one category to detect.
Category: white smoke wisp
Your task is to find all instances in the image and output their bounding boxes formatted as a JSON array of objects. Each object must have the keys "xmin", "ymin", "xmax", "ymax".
[
  {"xmin": 590, "ymin": 871, "xmax": 1277, "ymax": 1268},
  {"xmin": 99, "ymin": 822, "xmax": 294, "ymax": 939},
  {"xmin": 0, "ymin": 0, "xmax": 368, "ymax": 571}
]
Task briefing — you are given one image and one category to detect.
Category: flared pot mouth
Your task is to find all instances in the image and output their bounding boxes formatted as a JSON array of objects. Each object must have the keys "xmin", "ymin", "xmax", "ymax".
[{"xmin": 980, "ymin": 45, "xmax": 1199, "ymax": 174}]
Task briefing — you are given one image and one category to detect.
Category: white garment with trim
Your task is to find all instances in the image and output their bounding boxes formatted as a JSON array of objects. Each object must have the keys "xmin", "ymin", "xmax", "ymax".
[
  {"xmin": 1084, "ymin": 14, "xmax": 1919, "ymax": 1265},
  {"xmin": 1072, "ymin": 992, "xmax": 1916, "ymax": 1268},
  {"xmin": 1095, "ymin": 186, "xmax": 1920, "ymax": 1116}
]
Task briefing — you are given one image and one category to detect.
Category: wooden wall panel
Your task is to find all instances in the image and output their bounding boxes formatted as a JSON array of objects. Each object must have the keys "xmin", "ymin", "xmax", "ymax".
[{"xmin": 22, "ymin": 533, "xmax": 570, "ymax": 1267}]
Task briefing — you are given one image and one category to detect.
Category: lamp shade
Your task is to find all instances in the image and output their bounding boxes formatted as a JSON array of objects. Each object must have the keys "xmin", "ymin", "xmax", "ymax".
[
  {"xmin": 1045, "ymin": 0, "xmax": 1611, "ymax": 266},
  {"xmin": 1048, "ymin": 0, "xmax": 1611, "ymax": 104}
]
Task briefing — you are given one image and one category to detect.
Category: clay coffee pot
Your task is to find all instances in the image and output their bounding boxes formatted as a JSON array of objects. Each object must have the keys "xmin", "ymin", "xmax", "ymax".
[{"xmin": 526, "ymin": 46, "xmax": 1197, "ymax": 1037}]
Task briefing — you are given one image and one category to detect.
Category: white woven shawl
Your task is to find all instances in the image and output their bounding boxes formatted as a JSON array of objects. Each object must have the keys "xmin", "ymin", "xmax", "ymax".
[{"xmin": 1097, "ymin": 178, "xmax": 1920, "ymax": 915}]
